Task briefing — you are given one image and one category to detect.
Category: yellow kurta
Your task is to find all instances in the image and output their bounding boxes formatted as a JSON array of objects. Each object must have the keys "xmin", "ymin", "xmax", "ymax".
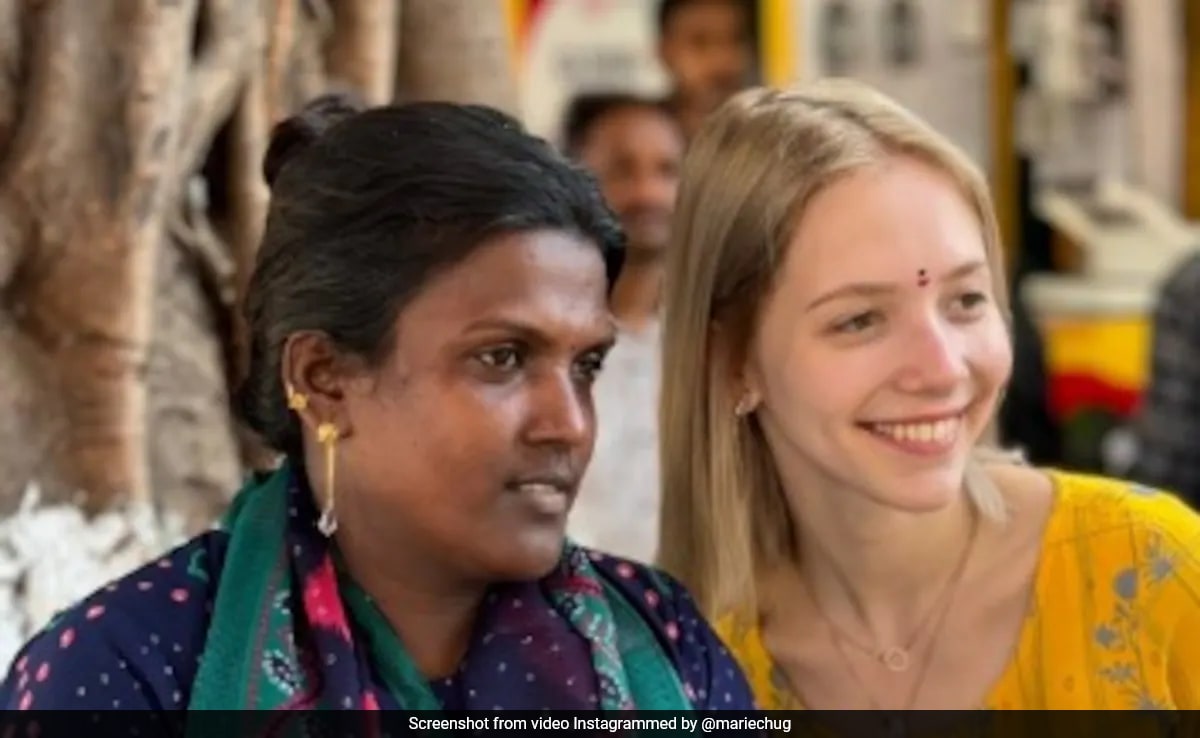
[{"xmin": 718, "ymin": 471, "xmax": 1200, "ymax": 709}]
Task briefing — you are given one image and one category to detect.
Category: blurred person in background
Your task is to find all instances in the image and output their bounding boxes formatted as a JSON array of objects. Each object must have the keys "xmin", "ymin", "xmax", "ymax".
[
  {"xmin": 657, "ymin": 0, "xmax": 754, "ymax": 141},
  {"xmin": 1131, "ymin": 252, "xmax": 1200, "ymax": 508},
  {"xmin": 562, "ymin": 93, "xmax": 685, "ymax": 562}
]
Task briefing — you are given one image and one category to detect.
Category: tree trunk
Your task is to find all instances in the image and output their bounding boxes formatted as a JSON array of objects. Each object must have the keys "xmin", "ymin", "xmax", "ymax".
[
  {"xmin": 397, "ymin": 0, "xmax": 518, "ymax": 113},
  {"xmin": 1, "ymin": 1, "xmax": 197, "ymax": 510},
  {"xmin": 327, "ymin": 0, "xmax": 399, "ymax": 106},
  {"xmin": 0, "ymin": 0, "xmax": 518, "ymax": 667}
]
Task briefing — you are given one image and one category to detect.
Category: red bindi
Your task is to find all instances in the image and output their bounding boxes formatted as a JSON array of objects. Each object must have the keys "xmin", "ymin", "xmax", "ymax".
[{"xmin": 917, "ymin": 269, "xmax": 929, "ymax": 287}]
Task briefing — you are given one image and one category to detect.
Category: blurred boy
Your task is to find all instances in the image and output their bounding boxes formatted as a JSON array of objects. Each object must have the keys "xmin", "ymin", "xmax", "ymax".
[{"xmin": 657, "ymin": 0, "xmax": 754, "ymax": 140}]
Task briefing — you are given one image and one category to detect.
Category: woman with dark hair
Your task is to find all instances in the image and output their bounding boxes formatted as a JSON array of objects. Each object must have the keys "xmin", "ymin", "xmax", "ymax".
[{"xmin": 0, "ymin": 96, "xmax": 753, "ymax": 714}]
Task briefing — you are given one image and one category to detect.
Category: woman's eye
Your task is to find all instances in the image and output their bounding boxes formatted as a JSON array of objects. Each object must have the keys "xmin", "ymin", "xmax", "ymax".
[
  {"xmin": 834, "ymin": 311, "xmax": 881, "ymax": 334},
  {"xmin": 958, "ymin": 292, "xmax": 987, "ymax": 309},
  {"xmin": 573, "ymin": 352, "xmax": 607, "ymax": 382},
  {"xmin": 478, "ymin": 346, "xmax": 522, "ymax": 371},
  {"xmin": 951, "ymin": 291, "xmax": 989, "ymax": 317}
]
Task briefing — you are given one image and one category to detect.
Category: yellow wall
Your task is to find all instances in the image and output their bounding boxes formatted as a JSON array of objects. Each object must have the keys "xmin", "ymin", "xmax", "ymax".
[{"xmin": 760, "ymin": 0, "xmax": 799, "ymax": 86}]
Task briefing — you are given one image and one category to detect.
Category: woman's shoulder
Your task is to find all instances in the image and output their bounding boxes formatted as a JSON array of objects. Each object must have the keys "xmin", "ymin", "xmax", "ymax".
[
  {"xmin": 586, "ymin": 549, "xmax": 700, "ymax": 638},
  {"xmin": 1042, "ymin": 468, "xmax": 1200, "ymax": 552},
  {"xmin": 1028, "ymin": 467, "xmax": 1200, "ymax": 621},
  {"xmin": 711, "ymin": 611, "xmax": 786, "ymax": 707},
  {"xmin": 584, "ymin": 548, "xmax": 756, "ymax": 668},
  {"xmin": 987, "ymin": 462, "xmax": 1200, "ymax": 551},
  {"xmin": 0, "ymin": 530, "xmax": 230, "ymax": 710},
  {"xmin": 1026, "ymin": 469, "xmax": 1200, "ymax": 706},
  {"xmin": 712, "ymin": 611, "xmax": 757, "ymax": 657},
  {"xmin": 583, "ymin": 549, "xmax": 756, "ymax": 709}
]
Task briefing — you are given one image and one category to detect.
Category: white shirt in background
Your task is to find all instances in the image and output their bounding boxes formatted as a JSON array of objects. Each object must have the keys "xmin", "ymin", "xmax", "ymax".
[{"xmin": 569, "ymin": 321, "xmax": 662, "ymax": 563}]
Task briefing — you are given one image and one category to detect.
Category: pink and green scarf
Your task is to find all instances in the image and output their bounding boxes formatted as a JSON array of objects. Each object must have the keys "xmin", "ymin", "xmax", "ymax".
[{"xmin": 187, "ymin": 461, "xmax": 691, "ymax": 717}]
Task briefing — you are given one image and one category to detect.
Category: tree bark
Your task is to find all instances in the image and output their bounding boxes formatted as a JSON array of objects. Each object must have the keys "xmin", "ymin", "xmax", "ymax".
[
  {"xmin": 397, "ymin": 0, "xmax": 518, "ymax": 113},
  {"xmin": 1, "ymin": 1, "xmax": 197, "ymax": 510},
  {"xmin": 0, "ymin": 0, "xmax": 522, "ymax": 666},
  {"xmin": 0, "ymin": 0, "xmax": 520, "ymax": 515},
  {"xmin": 326, "ymin": 0, "xmax": 398, "ymax": 106},
  {"xmin": 179, "ymin": 0, "xmax": 262, "ymax": 181},
  {"xmin": 0, "ymin": 0, "xmax": 21, "ymax": 173},
  {"xmin": 0, "ymin": 312, "xmax": 65, "ymax": 512},
  {"xmin": 266, "ymin": 0, "xmax": 298, "ymax": 124}
]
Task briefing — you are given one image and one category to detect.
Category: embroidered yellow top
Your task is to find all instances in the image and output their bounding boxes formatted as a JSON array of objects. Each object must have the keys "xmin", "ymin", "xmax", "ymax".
[{"xmin": 717, "ymin": 471, "xmax": 1200, "ymax": 709}]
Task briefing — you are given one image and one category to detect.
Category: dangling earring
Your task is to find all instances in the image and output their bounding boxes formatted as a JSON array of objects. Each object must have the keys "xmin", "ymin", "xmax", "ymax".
[
  {"xmin": 316, "ymin": 422, "xmax": 339, "ymax": 536},
  {"xmin": 734, "ymin": 392, "xmax": 757, "ymax": 418},
  {"xmin": 286, "ymin": 383, "xmax": 308, "ymax": 411},
  {"xmin": 285, "ymin": 383, "xmax": 338, "ymax": 536}
]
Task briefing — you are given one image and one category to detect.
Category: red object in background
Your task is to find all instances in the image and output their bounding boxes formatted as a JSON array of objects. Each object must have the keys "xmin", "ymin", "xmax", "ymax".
[
  {"xmin": 512, "ymin": 0, "xmax": 549, "ymax": 53},
  {"xmin": 1048, "ymin": 372, "xmax": 1142, "ymax": 420}
]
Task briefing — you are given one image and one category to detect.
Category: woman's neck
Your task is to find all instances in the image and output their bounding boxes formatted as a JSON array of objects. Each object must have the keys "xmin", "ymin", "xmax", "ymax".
[
  {"xmin": 772, "ymin": 477, "xmax": 977, "ymax": 648},
  {"xmin": 336, "ymin": 523, "xmax": 486, "ymax": 679}
]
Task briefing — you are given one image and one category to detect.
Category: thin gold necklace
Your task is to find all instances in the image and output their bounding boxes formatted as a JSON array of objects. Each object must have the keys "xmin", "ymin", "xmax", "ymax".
[
  {"xmin": 829, "ymin": 564, "xmax": 957, "ymax": 711},
  {"xmin": 802, "ymin": 508, "xmax": 979, "ymax": 674}
]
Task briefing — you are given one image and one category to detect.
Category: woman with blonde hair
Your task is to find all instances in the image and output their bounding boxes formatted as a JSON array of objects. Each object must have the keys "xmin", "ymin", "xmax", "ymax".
[{"xmin": 658, "ymin": 79, "xmax": 1200, "ymax": 711}]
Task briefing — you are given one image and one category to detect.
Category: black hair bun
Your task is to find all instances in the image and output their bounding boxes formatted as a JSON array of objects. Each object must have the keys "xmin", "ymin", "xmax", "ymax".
[{"xmin": 262, "ymin": 92, "xmax": 367, "ymax": 188}]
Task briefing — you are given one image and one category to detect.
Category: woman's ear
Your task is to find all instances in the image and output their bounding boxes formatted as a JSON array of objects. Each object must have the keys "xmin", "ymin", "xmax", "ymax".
[
  {"xmin": 710, "ymin": 319, "xmax": 762, "ymax": 414},
  {"xmin": 710, "ymin": 316, "xmax": 768, "ymax": 417},
  {"xmin": 281, "ymin": 331, "xmax": 353, "ymax": 439},
  {"xmin": 734, "ymin": 359, "xmax": 764, "ymax": 417}
]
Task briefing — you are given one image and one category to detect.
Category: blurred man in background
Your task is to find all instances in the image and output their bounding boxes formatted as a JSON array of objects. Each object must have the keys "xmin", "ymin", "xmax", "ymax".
[
  {"xmin": 562, "ymin": 93, "xmax": 685, "ymax": 561},
  {"xmin": 657, "ymin": 0, "xmax": 754, "ymax": 140},
  {"xmin": 1131, "ymin": 252, "xmax": 1200, "ymax": 508},
  {"xmin": 564, "ymin": 95, "xmax": 682, "ymax": 332}
]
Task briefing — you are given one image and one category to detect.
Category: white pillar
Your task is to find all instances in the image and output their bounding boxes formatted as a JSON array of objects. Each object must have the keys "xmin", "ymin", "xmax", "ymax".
[{"xmin": 1124, "ymin": 0, "xmax": 1183, "ymax": 206}]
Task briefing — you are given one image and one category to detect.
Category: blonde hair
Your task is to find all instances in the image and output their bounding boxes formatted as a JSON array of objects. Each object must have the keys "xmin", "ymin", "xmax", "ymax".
[{"xmin": 656, "ymin": 79, "xmax": 1017, "ymax": 621}]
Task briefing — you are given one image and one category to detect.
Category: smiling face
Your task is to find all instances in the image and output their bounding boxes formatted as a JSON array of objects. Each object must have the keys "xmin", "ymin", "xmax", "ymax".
[
  {"xmin": 742, "ymin": 156, "xmax": 1012, "ymax": 514},
  {"xmin": 331, "ymin": 229, "xmax": 615, "ymax": 583}
]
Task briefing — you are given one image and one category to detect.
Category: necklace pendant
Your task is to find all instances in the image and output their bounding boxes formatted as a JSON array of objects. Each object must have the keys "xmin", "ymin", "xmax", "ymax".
[{"xmin": 878, "ymin": 646, "xmax": 910, "ymax": 672}]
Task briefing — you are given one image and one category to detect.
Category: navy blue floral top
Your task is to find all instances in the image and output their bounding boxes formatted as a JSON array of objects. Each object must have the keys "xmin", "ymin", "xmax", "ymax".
[{"xmin": 0, "ymin": 531, "xmax": 754, "ymax": 712}]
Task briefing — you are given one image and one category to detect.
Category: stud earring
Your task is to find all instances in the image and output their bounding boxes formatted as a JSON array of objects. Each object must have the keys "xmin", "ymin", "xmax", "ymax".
[
  {"xmin": 316, "ymin": 422, "xmax": 339, "ymax": 536},
  {"xmin": 286, "ymin": 384, "xmax": 309, "ymax": 411}
]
